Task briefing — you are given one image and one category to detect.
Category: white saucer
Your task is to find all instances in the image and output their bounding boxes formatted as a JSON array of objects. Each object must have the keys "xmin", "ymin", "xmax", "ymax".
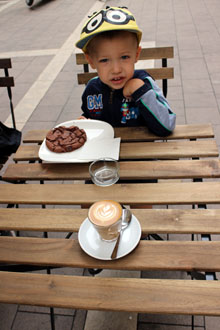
[{"xmin": 78, "ymin": 215, "xmax": 141, "ymax": 260}]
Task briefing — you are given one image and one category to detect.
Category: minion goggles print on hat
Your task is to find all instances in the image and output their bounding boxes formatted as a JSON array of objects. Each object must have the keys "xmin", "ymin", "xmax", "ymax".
[
  {"xmin": 82, "ymin": 8, "xmax": 135, "ymax": 34},
  {"xmin": 76, "ymin": 6, "xmax": 142, "ymax": 51}
]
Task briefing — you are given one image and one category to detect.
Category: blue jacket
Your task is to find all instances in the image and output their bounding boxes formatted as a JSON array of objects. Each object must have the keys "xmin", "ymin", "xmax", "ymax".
[{"xmin": 81, "ymin": 69, "xmax": 176, "ymax": 136}]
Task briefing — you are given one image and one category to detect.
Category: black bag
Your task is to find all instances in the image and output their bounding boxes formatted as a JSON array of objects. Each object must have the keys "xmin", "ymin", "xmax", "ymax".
[{"xmin": 0, "ymin": 121, "xmax": 21, "ymax": 157}]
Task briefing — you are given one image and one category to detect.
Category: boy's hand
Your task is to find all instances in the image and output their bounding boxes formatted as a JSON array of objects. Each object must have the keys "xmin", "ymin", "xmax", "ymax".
[
  {"xmin": 77, "ymin": 116, "xmax": 88, "ymax": 120},
  {"xmin": 123, "ymin": 78, "xmax": 144, "ymax": 99}
]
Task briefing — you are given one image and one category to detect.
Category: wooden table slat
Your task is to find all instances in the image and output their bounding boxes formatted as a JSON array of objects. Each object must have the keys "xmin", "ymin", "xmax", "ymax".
[
  {"xmin": 120, "ymin": 140, "xmax": 218, "ymax": 159},
  {"xmin": 13, "ymin": 140, "xmax": 219, "ymax": 162},
  {"xmin": 3, "ymin": 159, "xmax": 220, "ymax": 181},
  {"xmin": 0, "ymin": 271, "xmax": 220, "ymax": 315},
  {"xmin": 1, "ymin": 182, "xmax": 220, "ymax": 206},
  {"xmin": 1, "ymin": 208, "xmax": 220, "ymax": 234},
  {"xmin": 1, "ymin": 237, "xmax": 220, "ymax": 272},
  {"xmin": 23, "ymin": 124, "xmax": 214, "ymax": 143}
]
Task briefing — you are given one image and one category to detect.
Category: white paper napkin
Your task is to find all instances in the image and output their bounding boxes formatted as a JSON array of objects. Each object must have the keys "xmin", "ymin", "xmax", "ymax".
[{"xmin": 78, "ymin": 137, "xmax": 121, "ymax": 161}]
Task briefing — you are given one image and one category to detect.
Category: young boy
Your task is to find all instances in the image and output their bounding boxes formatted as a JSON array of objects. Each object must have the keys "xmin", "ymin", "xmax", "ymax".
[{"xmin": 75, "ymin": 6, "xmax": 176, "ymax": 136}]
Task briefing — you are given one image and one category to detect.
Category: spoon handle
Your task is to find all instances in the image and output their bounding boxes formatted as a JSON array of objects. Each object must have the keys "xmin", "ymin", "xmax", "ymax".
[{"xmin": 111, "ymin": 232, "xmax": 121, "ymax": 259}]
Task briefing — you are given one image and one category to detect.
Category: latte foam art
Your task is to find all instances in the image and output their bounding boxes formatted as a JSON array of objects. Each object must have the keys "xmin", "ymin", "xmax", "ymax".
[
  {"xmin": 95, "ymin": 203, "xmax": 117, "ymax": 221},
  {"xmin": 89, "ymin": 200, "xmax": 122, "ymax": 226}
]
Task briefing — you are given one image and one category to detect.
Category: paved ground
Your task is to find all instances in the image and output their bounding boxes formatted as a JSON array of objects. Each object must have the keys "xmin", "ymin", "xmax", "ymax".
[{"xmin": 1, "ymin": 0, "xmax": 220, "ymax": 329}]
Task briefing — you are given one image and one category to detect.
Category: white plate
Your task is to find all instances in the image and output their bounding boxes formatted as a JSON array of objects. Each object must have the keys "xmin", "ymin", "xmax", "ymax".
[
  {"xmin": 38, "ymin": 119, "xmax": 117, "ymax": 163},
  {"xmin": 78, "ymin": 215, "xmax": 141, "ymax": 260}
]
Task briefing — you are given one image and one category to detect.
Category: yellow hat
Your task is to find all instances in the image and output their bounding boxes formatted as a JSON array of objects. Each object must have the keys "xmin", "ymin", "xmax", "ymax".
[{"xmin": 75, "ymin": 7, "xmax": 142, "ymax": 52}]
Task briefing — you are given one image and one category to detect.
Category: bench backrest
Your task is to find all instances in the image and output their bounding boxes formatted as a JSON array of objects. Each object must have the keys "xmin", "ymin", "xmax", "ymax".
[
  {"xmin": 75, "ymin": 46, "xmax": 174, "ymax": 97},
  {"xmin": 0, "ymin": 58, "xmax": 14, "ymax": 88},
  {"xmin": 0, "ymin": 58, "xmax": 16, "ymax": 129}
]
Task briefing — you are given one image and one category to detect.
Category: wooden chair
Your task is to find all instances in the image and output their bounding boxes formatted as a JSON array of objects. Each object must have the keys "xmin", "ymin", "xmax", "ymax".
[
  {"xmin": 0, "ymin": 58, "xmax": 16, "ymax": 129},
  {"xmin": 75, "ymin": 46, "xmax": 174, "ymax": 97}
]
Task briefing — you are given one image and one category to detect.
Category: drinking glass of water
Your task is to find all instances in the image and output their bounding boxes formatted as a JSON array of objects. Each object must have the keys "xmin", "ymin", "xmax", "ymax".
[{"xmin": 89, "ymin": 158, "xmax": 119, "ymax": 187}]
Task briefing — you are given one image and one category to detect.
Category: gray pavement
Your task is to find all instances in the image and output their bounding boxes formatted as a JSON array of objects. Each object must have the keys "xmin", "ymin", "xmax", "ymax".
[{"xmin": 1, "ymin": 0, "xmax": 220, "ymax": 329}]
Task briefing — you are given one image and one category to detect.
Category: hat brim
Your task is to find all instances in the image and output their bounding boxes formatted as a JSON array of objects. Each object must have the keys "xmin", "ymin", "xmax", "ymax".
[{"xmin": 76, "ymin": 28, "xmax": 142, "ymax": 52}]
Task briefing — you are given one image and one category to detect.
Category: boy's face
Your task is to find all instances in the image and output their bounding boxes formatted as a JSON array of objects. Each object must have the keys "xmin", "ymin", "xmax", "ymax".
[{"xmin": 85, "ymin": 33, "xmax": 141, "ymax": 90}]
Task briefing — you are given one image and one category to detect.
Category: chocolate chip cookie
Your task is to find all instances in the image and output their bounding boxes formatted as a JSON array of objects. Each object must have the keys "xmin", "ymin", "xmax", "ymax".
[{"xmin": 46, "ymin": 125, "xmax": 87, "ymax": 153}]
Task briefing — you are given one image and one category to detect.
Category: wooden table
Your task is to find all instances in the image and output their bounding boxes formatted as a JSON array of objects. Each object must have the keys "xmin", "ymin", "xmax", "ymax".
[{"xmin": 1, "ymin": 123, "xmax": 220, "ymax": 329}]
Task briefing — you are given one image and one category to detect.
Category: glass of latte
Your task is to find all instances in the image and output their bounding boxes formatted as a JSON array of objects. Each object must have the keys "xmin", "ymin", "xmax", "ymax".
[{"xmin": 88, "ymin": 200, "xmax": 122, "ymax": 241}]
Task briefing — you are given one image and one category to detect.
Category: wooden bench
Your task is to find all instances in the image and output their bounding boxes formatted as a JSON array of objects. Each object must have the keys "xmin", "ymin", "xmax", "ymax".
[{"xmin": 76, "ymin": 46, "xmax": 174, "ymax": 97}]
